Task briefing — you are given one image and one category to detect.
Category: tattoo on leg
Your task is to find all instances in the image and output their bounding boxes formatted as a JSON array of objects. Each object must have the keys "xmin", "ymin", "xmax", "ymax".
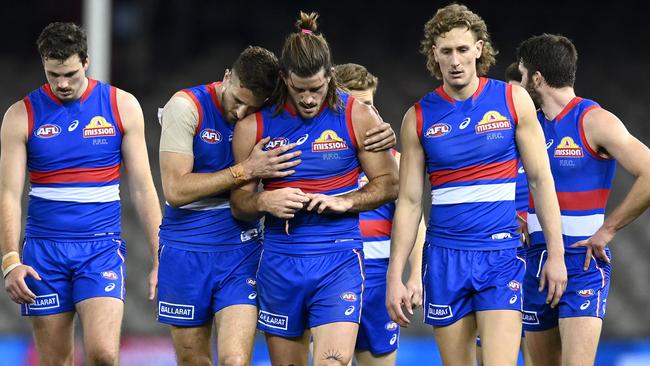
[{"xmin": 321, "ymin": 349, "xmax": 343, "ymax": 362}]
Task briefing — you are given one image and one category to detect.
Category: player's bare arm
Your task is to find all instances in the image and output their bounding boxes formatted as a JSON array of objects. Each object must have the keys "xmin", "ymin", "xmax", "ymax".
[
  {"xmin": 513, "ymin": 84, "xmax": 567, "ymax": 307},
  {"xmin": 306, "ymin": 101, "xmax": 398, "ymax": 214},
  {"xmin": 571, "ymin": 108, "xmax": 650, "ymax": 269},
  {"xmin": 161, "ymin": 93, "xmax": 302, "ymax": 208},
  {"xmin": 1, "ymin": 101, "xmax": 41, "ymax": 305},
  {"xmin": 363, "ymin": 120, "xmax": 396, "ymax": 152},
  {"xmin": 230, "ymin": 113, "xmax": 310, "ymax": 221},
  {"xmin": 386, "ymin": 106, "xmax": 425, "ymax": 327},
  {"xmin": 117, "ymin": 89, "xmax": 163, "ymax": 300}
]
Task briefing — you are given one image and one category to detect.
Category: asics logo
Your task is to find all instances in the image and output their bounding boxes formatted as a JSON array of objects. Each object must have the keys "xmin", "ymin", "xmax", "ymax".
[
  {"xmin": 68, "ymin": 120, "xmax": 79, "ymax": 132},
  {"xmin": 459, "ymin": 117, "xmax": 471, "ymax": 130},
  {"xmin": 546, "ymin": 139, "xmax": 554, "ymax": 149}
]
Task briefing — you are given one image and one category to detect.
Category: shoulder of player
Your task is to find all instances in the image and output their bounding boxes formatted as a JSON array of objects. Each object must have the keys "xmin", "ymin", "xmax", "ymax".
[
  {"xmin": 4, "ymin": 99, "xmax": 28, "ymax": 122},
  {"xmin": 350, "ymin": 98, "xmax": 381, "ymax": 129},
  {"xmin": 1, "ymin": 100, "xmax": 29, "ymax": 141},
  {"xmin": 233, "ymin": 112, "xmax": 259, "ymax": 139},
  {"xmin": 113, "ymin": 88, "xmax": 143, "ymax": 117},
  {"xmin": 582, "ymin": 106, "xmax": 625, "ymax": 137}
]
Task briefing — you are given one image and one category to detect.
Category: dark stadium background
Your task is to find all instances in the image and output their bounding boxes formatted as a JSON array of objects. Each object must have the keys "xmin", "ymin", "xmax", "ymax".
[{"xmin": 1, "ymin": 1, "xmax": 649, "ymax": 365}]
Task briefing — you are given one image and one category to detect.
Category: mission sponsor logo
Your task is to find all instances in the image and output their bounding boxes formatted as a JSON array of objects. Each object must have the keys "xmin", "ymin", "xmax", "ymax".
[
  {"xmin": 258, "ymin": 311, "xmax": 288, "ymax": 330},
  {"xmin": 265, "ymin": 137, "xmax": 289, "ymax": 150},
  {"xmin": 425, "ymin": 123, "xmax": 451, "ymax": 138},
  {"xmin": 554, "ymin": 137, "xmax": 584, "ymax": 158},
  {"xmin": 200, "ymin": 128, "xmax": 222, "ymax": 144},
  {"xmin": 475, "ymin": 111, "xmax": 512, "ymax": 134},
  {"xmin": 158, "ymin": 301, "xmax": 195, "ymax": 320},
  {"xmin": 83, "ymin": 117, "xmax": 116, "ymax": 138},
  {"xmin": 427, "ymin": 303, "xmax": 453, "ymax": 320},
  {"xmin": 312, "ymin": 130, "xmax": 348, "ymax": 152},
  {"xmin": 27, "ymin": 293, "xmax": 60, "ymax": 310},
  {"xmin": 35, "ymin": 124, "xmax": 61, "ymax": 138}
]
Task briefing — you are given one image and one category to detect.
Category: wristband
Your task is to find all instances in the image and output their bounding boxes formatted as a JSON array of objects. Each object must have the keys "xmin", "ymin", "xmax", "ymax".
[
  {"xmin": 229, "ymin": 163, "xmax": 247, "ymax": 185},
  {"xmin": 2, "ymin": 251, "xmax": 21, "ymax": 278}
]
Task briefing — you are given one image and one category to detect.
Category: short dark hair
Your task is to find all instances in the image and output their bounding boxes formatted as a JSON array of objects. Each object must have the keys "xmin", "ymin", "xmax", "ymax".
[
  {"xmin": 504, "ymin": 62, "xmax": 522, "ymax": 83},
  {"xmin": 517, "ymin": 34, "xmax": 578, "ymax": 88},
  {"xmin": 37, "ymin": 22, "xmax": 88, "ymax": 63},
  {"xmin": 231, "ymin": 46, "xmax": 279, "ymax": 100}
]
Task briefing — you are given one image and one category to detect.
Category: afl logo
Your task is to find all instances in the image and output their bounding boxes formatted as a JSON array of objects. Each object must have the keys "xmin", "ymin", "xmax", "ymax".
[
  {"xmin": 265, "ymin": 137, "xmax": 289, "ymax": 150},
  {"xmin": 577, "ymin": 289, "xmax": 595, "ymax": 297},
  {"xmin": 340, "ymin": 292, "xmax": 357, "ymax": 302},
  {"xmin": 35, "ymin": 124, "xmax": 61, "ymax": 138},
  {"xmin": 200, "ymin": 129, "xmax": 222, "ymax": 144},
  {"xmin": 425, "ymin": 123, "xmax": 451, "ymax": 138},
  {"xmin": 508, "ymin": 280, "xmax": 521, "ymax": 291},
  {"xmin": 385, "ymin": 321, "xmax": 398, "ymax": 331}
]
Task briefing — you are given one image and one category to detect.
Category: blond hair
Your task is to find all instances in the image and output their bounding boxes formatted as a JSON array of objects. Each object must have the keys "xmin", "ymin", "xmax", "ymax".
[{"xmin": 335, "ymin": 63, "xmax": 378, "ymax": 93}]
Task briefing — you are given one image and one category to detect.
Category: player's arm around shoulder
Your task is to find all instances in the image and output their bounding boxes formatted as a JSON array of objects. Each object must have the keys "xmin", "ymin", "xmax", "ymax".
[
  {"xmin": 230, "ymin": 113, "xmax": 266, "ymax": 221},
  {"xmin": 331, "ymin": 100, "xmax": 398, "ymax": 212}
]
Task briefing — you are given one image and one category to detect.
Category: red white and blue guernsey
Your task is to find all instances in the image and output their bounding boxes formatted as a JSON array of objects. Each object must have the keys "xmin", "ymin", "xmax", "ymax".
[
  {"xmin": 21, "ymin": 79, "xmax": 127, "ymax": 316},
  {"xmin": 159, "ymin": 83, "xmax": 260, "ymax": 251},
  {"xmin": 157, "ymin": 83, "xmax": 261, "ymax": 326},
  {"xmin": 523, "ymin": 97, "xmax": 614, "ymax": 331},
  {"xmin": 253, "ymin": 92, "xmax": 365, "ymax": 337},
  {"xmin": 527, "ymin": 97, "xmax": 616, "ymax": 254},
  {"xmin": 416, "ymin": 78, "xmax": 525, "ymax": 326}
]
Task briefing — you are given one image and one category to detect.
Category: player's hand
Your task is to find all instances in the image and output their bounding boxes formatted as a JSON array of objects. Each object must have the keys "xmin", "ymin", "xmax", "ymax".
[
  {"xmin": 4, "ymin": 265, "xmax": 41, "ymax": 305},
  {"xmin": 260, "ymin": 188, "xmax": 310, "ymax": 219},
  {"xmin": 242, "ymin": 137, "xmax": 302, "ymax": 179},
  {"xmin": 539, "ymin": 254, "xmax": 567, "ymax": 308},
  {"xmin": 405, "ymin": 275, "xmax": 423, "ymax": 309},
  {"xmin": 305, "ymin": 194, "xmax": 353, "ymax": 214},
  {"xmin": 364, "ymin": 121, "xmax": 396, "ymax": 152},
  {"xmin": 148, "ymin": 263, "xmax": 158, "ymax": 301},
  {"xmin": 386, "ymin": 278, "xmax": 412, "ymax": 327},
  {"xmin": 570, "ymin": 225, "xmax": 613, "ymax": 271}
]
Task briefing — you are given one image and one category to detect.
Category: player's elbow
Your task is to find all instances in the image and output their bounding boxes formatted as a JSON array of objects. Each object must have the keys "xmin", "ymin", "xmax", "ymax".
[{"xmin": 385, "ymin": 171, "xmax": 399, "ymax": 202}]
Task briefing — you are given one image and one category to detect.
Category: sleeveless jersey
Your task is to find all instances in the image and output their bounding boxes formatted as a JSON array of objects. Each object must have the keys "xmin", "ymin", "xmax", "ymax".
[
  {"xmin": 159, "ymin": 83, "xmax": 260, "ymax": 250},
  {"xmin": 416, "ymin": 78, "xmax": 520, "ymax": 250},
  {"xmin": 528, "ymin": 97, "xmax": 616, "ymax": 254},
  {"xmin": 256, "ymin": 92, "xmax": 362, "ymax": 254},
  {"xmin": 359, "ymin": 150, "xmax": 397, "ymax": 284},
  {"xmin": 25, "ymin": 79, "xmax": 123, "ymax": 239},
  {"xmin": 516, "ymin": 161, "xmax": 529, "ymax": 215}
]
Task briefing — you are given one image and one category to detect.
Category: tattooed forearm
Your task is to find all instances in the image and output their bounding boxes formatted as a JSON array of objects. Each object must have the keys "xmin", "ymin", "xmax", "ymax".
[{"xmin": 321, "ymin": 349, "xmax": 343, "ymax": 362}]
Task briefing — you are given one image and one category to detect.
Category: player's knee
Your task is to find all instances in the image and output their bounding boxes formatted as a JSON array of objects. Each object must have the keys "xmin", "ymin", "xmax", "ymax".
[
  {"xmin": 177, "ymin": 352, "xmax": 212, "ymax": 366},
  {"xmin": 315, "ymin": 353, "xmax": 353, "ymax": 366},
  {"xmin": 218, "ymin": 353, "xmax": 248, "ymax": 366},
  {"xmin": 86, "ymin": 347, "xmax": 118, "ymax": 366}
]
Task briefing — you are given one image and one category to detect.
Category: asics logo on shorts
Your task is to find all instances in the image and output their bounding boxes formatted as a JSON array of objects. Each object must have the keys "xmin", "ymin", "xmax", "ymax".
[
  {"xmin": 248, "ymin": 292, "xmax": 257, "ymax": 300},
  {"xmin": 344, "ymin": 306, "xmax": 355, "ymax": 316},
  {"xmin": 390, "ymin": 334, "xmax": 398, "ymax": 345},
  {"xmin": 104, "ymin": 283, "xmax": 115, "ymax": 292},
  {"xmin": 580, "ymin": 300, "xmax": 591, "ymax": 310},
  {"xmin": 509, "ymin": 295, "xmax": 518, "ymax": 304}
]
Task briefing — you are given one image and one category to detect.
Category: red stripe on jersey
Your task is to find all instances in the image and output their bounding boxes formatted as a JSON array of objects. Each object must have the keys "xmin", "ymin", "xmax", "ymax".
[
  {"xmin": 429, "ymin": 159, "xmax": 518, "ymax": 187},
  {"xmin": 414, "ymin": 103, "xmax": 423, "ymax": 139},
  {"xmin": 506, "ymin": 84, "xmax": 518, "ymax": 126},
  {"xmin": 183, "ymin": 90, "xmax": 204, "ymax": 135},
  {"xmin": 472, "ymin": 77, "xmax": 488, "ymax": 101},
  {"xmin": 42, "ymin": 83, "xmax": 63, "ymax": 106},
  {"xmin": 530, "ymin": 188, "xmax": 610, "ymax": 211},
  {"xmin": 110, "ymin": 87, "xmax": 125, "ymax": 135},
  {"xmin": 345, "ymin": 96, "xmax": 358, "ymax": 150},
  {"xmin": 23, "ymin": 97, "xmax": 34, "ymax": 138},
  {"xmin": 579, "ymin": 105, "xmax": 608, "ymax": 160},
  {"xmin": 264, "ymin": 167, "xmax": 360, "ymax": 193},
  {"xmin": 255, "ymin": 112, "xmax": 264, "ymax": 143},
  {"xmin": 360, "ymin": 219, "xmax": 392, "ymax": 238},
  {"xmin": 80, "ymin": 79, "xmax": 98, "ymax": 103},
  {"xmin": 207, "ymin": 82, "xmax": 223, "ymax": 114},
  {"xmin": 555, "ymin": 97, "xmax": 583, "ymax": 122},
  {"xmin": 30, "ymin": 164, "xmax": 121, "ymax": 184},
  {"xmin": 435, "ymin": 86, "xmax": 455, "ymax": 103}
]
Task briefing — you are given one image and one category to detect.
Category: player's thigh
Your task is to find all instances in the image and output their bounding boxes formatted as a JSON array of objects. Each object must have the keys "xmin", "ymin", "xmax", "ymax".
[
  {"xmin": 30, "ymin": 312, "xmax": 76, "ymax": 366},
  {"xmin": 432, "ymin": 313, "xmax": 477, "ymax": 366},
  {"xmin": 524, "ymin": 327, "xmax": 561, "ymax": 366},
  {"xmin": 170, "ymin": 323, "xmax": 213, "ymax": 366},
  {"xmin": 76, "ymin": 297, "xmax": 123, "ymax": 362},
  {"xmin": 476, "ymin": 310, "xmax": 521, "ymax": 366},
  {"xmin": 559, "ymin": 317, "xmax": 602, "ymax": 366},
  {"xmin": 311, "ymin": 322, "xmax": 358, "ymax": 366},
  {"xmin": 214, "ymin": 304, "xmax": 258, "ymax": 365},
  {"xmin": 355, "ymin": 349, "xmax": 397, "ymax": 366},
  {"xmin": 265, "ymin": 332, "xmax": 310, "ymax": 366}
]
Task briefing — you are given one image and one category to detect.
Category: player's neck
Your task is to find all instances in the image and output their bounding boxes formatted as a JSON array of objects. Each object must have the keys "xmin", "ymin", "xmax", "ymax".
[
  {"xmin": 442, "ymin": 76, "xmax": 480, "ymax": 101},
  {"xmin": 540, "ymin": 86, "xmax": 576, "ymax": 120}
]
